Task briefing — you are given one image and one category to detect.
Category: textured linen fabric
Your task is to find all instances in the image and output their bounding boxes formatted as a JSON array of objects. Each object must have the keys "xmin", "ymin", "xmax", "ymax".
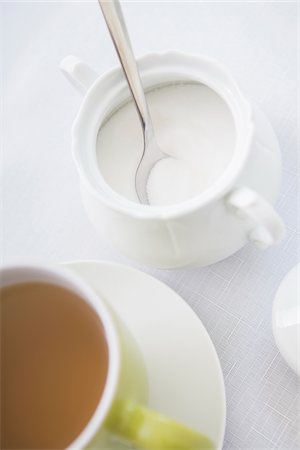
[{"xmin": 1, "ymin": 2, "xmax": 298, "ymax": 449}]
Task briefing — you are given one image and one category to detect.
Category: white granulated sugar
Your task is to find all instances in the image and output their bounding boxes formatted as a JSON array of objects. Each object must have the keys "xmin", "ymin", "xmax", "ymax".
[{"xmin": 97, "ymin": 83, "xmax": 235, "ymax": 206}]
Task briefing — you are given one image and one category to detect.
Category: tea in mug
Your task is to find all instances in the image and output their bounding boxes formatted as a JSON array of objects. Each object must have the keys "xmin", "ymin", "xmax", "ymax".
[{"xmin": 1, "ymin": 282, "xmax": 109, "ymax": 449}]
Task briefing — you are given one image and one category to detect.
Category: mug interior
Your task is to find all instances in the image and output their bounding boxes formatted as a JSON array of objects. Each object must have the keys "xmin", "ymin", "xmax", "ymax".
[
  {"xmin": 72, "ymin": 52, "xmax": 254, "ymax": 218},
  {"xmin": 0, "ymin": 265, "xmax": 120, "ymax": 450}
]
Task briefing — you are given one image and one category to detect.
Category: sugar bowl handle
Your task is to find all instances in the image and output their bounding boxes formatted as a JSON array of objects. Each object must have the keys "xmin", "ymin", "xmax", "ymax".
[
  {"xmin": 226, "ymin": 187, "xmax": 285, "ymax": 249},
  {"xmin": 60, "ymin": 55, "xmax": 98, "ymax": 94}
]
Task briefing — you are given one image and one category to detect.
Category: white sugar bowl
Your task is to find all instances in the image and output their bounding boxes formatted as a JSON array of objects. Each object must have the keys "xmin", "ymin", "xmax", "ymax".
[{"xmin": 61, "ymin": 52, "xmax": 285, "ymax": 269}]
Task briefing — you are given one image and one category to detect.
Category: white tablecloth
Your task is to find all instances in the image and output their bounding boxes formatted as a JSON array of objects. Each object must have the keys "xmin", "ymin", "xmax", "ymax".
[{"xmin": 1, "ymin": 1, "xmax": 298, "ymax": 448}]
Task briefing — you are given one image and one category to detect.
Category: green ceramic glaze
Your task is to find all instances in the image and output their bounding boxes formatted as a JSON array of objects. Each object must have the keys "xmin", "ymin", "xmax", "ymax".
[
  {"xmin": 86, "ymin": 307, "xmax": 214, "ymax": 449},
  {"xmin": 106, "ymin": 400, "xmax": 214, "ymax": 449}
]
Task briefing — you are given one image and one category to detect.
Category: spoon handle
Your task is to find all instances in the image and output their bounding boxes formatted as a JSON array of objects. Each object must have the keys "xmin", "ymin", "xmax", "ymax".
[{"xmin": 98, "ymin": 0, "xmax": 151, "ymax": 130}]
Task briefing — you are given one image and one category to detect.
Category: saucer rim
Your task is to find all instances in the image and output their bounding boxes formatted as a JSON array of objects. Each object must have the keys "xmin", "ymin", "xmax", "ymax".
[{"xmin": 61, "ymin": 259, "xmax": 226, "ymax": 449}]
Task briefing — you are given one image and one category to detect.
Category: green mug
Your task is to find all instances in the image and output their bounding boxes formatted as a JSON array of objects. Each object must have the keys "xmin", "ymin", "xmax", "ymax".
[
  {"xmin": 1, "ymin": 264, "xmax": 214, "ymax": 449},
  {"xmin": 61, "ymin": 268, "xmax": 215, "ymax": 450}
]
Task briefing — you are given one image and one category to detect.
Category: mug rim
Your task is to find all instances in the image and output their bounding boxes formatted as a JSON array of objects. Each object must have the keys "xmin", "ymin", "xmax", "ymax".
[
  {"xmin": 0, "ymin": 263, "xmax": 120, "ymax": 450},
  {"xmin": 72, "ymin": 51, "xmax": 254, "ymax": 219}
]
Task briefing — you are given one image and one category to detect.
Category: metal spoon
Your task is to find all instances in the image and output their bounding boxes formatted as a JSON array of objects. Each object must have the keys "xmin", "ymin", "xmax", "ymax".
[{"xmin": 98, "ymin": 0, "xmax": 165, "ymax": 204}]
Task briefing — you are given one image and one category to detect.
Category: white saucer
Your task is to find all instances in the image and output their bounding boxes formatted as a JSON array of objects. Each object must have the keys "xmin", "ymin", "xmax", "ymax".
[
  {"xmin": 62, "ymin": 260, "xmax": 226, "ymax": 449},
  {"xmin": 272, "ymin": 263, "xmax": 300, "ymax": 376}
]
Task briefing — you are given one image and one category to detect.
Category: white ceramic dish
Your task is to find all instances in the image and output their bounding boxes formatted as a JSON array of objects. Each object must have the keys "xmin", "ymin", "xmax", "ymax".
[
  {"xmin": 62, "ymin": 260, "xmax": 226, "ymax": 449},
  {"xmin": 61, "ymin": 52, "xmax": 284, "ymax": 269},
  {"xmin": 273, "ymin": 263, "xmax": 300, "ymax": 376}
]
